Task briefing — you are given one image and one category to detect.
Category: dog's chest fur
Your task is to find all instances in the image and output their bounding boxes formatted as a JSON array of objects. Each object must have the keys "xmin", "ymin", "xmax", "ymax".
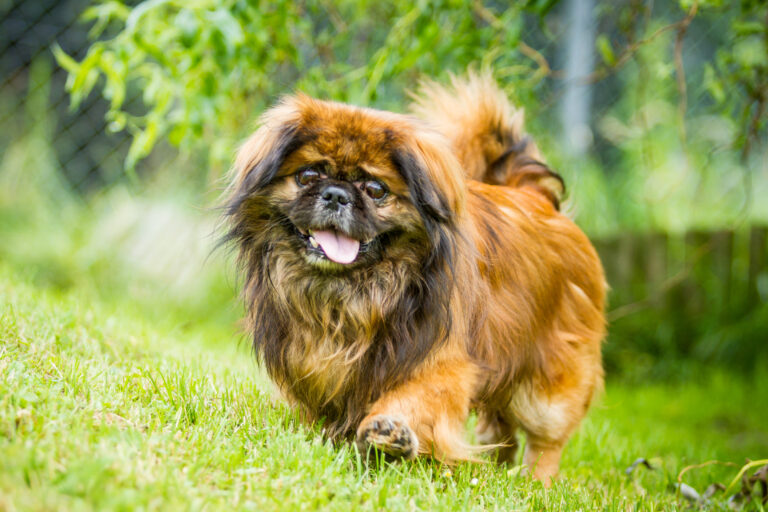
[
  {"xmin": 256, "ymin": 270, "xmax": 399, "ymax": 437},
  {"xmin": 245, "ymin": 227, "xmax": 455, "ymax": 439},
  {"xmin": 283, "ymin": 318, "xmax": 371, "ymax": 407}
]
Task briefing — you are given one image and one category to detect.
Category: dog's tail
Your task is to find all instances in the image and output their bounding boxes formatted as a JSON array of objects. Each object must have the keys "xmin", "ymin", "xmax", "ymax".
[{"xmin": 410, "ymin": 72, "xmax": 564, "ymax": 209}]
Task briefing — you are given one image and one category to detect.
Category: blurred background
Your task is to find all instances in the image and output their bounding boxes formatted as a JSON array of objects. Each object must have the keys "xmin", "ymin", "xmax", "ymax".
[{"xmin": 1, "ymin": 0, "xmax": 766, "ymax": 381}]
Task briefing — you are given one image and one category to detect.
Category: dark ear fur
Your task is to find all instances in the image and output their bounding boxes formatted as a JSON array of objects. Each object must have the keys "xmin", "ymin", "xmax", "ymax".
[
  {"xmin": 226, "ymin": 123, "xmax": 307, "ymax": 215},
  {"xmin": 244, "ymin": 125, "xmax": 304, "ymax": 190},
  {"xmin": 390, "ymin": 147, "xmax": 455, "ymax": 231},
  {"xmin": 388, "ymin": 145, "xmax": 458, "ymax": 349}
]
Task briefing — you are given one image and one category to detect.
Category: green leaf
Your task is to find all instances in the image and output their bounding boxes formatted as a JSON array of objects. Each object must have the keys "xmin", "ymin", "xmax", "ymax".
[
  {"xmin": 125, "ymin": 0, "xmax": 172, "ymax": 33},
  {"xmin": 67, "ymin": 45, "xmax": 104, "ymax": 109},
  {"xmin": 206, "ymin": 9, "xmax": 244, "ymax": 55},
  {"xmin": 126, "ymin": 118, "xmax": 160, "ymax": 171},
  {"xmin": 596, "ymin": 34, "xmax": 616, "ymax": 66},
  {"xmin": 51, "ymin": 44, "xmax": 79, "ymax": 75},
  {"xmin": 176, "ymin": 8, "xmax": 200, "ymax": 48},
  {"xmin": 733, "ymin": 38, "xmax": 765, "ymax": 68},
  {"xmin": 732, "ymin": 20, "xmax": 765, "ymax": 36},
  {"xmin": 703, "ymin": 64, "xmax": 725, "ymax": 104},
  {"xmin": 99, "ymin": 52, "xmax": 126, "ymax": 110}
]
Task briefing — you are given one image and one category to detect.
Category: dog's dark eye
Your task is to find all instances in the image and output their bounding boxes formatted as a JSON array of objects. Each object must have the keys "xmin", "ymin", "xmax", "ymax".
[
  {"xmin": 296, "ymin": 168, "xmax": 321, "ymax": 186},
  {"xmin": 363, "ymin": 180, "xmax": 388, "ymax": 200}
]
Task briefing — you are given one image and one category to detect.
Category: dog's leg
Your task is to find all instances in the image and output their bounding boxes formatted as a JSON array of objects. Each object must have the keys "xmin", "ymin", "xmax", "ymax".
[
  {"xmin": 355, "ymin": 358, "xmax": 479, "ymax": 461},
  {"xmin": 475, "ymin": 411, "xmax": 519, "ymax": 463},
  {"xmin": 522, "ymin": 436, "xmax": 564, "ymax": 486},
  {"xmin": 512, "ymin": 382, "xmax": 599, "ymax": 486}
]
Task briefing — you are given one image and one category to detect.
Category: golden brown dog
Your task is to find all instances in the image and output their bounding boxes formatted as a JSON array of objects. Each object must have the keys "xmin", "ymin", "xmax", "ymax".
[{"xmin": 225, "ymin": 73, "xmax": 605, "ymax": 483}]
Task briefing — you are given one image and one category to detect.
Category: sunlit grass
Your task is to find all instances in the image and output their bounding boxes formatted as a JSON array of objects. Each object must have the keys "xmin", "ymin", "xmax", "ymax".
[{"xmin": 2, "ymin": 268, "xmax": 766, "ymax": 511}]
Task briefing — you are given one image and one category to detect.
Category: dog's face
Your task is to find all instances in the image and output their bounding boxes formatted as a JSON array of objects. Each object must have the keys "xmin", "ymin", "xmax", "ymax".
[
  {"xmin": 264, "ymin": 130, "xmax": 420, "ymax": 272},
  {"xmin": 227, "ymin": 95, "xmax": 466, "ymax": 281}
]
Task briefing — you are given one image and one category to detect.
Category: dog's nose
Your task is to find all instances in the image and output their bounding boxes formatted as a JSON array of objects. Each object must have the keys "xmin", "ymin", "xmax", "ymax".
[{"xmin": 321, "ymin": 185, "xmax": 351, "ymax": 207}]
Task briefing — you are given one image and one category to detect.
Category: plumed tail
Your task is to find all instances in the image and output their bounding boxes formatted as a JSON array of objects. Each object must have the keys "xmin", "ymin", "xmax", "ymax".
[{"xmin": 410, "ymin": 72, "xmax": 565, "ymax": 209}]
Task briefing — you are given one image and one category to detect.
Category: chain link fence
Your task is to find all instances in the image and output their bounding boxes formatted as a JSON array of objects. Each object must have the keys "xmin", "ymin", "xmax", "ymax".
[
  {"xmin": 1, "ymin": 0, "xmax": 749, "ymax": 191},
  {"xmin": 0, "ymin": 0, "xmax": 631, "ymax": 194},
  {"xmin": 1, "ymin": 0, "xmax": 136, "ymax": 192},
  {"xmin": 1, "ymin": 1, "xmax": 749, "ymax": 195}
]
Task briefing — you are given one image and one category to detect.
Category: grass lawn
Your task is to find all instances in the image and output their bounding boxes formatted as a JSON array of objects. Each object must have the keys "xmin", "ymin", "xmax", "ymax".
[{"xmin": 2, "ymin": 267, "xmax": 767, "ymax": 511}]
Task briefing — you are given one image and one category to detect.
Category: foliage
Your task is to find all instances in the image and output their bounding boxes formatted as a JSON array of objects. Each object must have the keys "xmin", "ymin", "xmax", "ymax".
[
  {"xmin": 53, "ymin": 1, "xmax": 768, "ymax": 235},
  {"xmin": 54, "ymin": 0, "xmax": 548, "ymax": 176},
  {"xmin": 590, "ymin": 0, "xmax": 768, "ymax": 163},
  {"xmin": 577, "ymin": 0, "xmax": 768, "ymax": 234},
  {"xmin": 703, "ymin": 0, "xmax": 768, "ymax": 160}
]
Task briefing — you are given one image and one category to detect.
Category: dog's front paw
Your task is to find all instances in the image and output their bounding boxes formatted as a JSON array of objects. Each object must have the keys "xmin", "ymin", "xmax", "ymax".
[{"xmin": 356, "ymin": 414, "xmax": 418, "ymax": 460}]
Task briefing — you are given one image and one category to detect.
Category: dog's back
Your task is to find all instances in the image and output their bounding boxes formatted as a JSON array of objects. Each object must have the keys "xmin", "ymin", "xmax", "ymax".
[{"xmin": 410, "ymin": 72, "xmax": 565, "ymax": 209}]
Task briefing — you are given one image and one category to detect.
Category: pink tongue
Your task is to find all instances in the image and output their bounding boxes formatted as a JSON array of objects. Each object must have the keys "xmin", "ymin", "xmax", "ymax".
[{"xmin": 312, "ymin": 230, "xmax": 360, "ymax": 264}]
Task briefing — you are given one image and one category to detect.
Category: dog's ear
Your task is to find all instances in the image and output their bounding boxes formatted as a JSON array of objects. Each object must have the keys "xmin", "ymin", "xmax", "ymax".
[
  {"xmin": 227, "ymin": 98, "xmax": 307, "ymax": 212},
  {"xmin": 391, "ymin": 128, "xmax": 467, "ymax": 229}
]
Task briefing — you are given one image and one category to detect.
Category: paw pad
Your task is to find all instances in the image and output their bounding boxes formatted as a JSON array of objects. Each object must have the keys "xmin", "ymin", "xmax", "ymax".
[{"xmin": 356, "ymin": 415, "xmax": 418, "ymax": 460}]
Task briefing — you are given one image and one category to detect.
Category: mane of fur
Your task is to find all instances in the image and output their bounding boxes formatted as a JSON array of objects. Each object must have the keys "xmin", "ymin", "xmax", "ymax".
[{"xmin": 223, "ymin": 96, "xmax": 472, "ymax": 439}]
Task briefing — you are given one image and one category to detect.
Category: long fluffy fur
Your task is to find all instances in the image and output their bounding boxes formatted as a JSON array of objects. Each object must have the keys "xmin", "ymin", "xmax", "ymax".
[
  {"xmin": 225, "ymin": 77, "xmax": 606, "ymax": 479},
  {"xmin": 411, "ymin": 72, "xmax": 566, "ymax": 209}
]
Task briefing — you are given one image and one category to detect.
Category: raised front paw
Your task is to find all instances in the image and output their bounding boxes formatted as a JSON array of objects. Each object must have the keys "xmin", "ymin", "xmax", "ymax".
[{"xmin": 356, "ymin": 414, "xmax": 419, "ymax": 460}]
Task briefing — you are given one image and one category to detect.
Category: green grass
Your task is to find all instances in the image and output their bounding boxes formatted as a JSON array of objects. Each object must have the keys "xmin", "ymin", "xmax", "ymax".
[{"xmin": 1, "ymin": 267, "xmax": 767, "ymax": 511}]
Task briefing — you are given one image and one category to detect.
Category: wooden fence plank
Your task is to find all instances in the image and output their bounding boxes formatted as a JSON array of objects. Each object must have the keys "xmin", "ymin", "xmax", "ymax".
[
  {"xmin": 644, "ymin": 232, "xmax": 668, "ymax": 306},
  {"xmin": 748, "ymin": 226, "xmax": 767, "ymax": 308},
  {"xmin": 710, "ymin": 230, "xmax": 734, "ymax": 317}
]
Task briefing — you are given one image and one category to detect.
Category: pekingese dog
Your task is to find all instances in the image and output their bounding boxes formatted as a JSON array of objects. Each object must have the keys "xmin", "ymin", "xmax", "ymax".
[{"xmin": 225, "ymin": 73, "xmax": 605, "ymax": 483}]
